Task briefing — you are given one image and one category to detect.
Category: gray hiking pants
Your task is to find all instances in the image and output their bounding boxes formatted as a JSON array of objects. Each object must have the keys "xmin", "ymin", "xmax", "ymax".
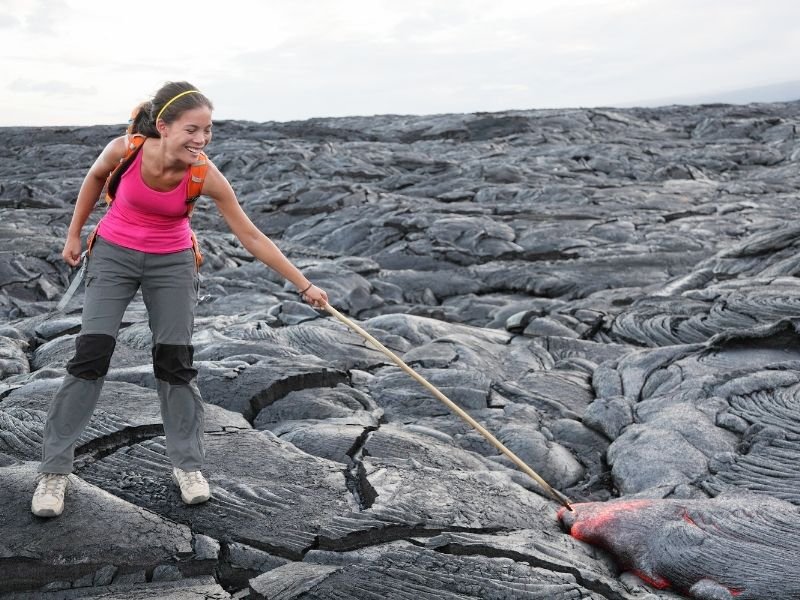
[{"xmin": 39, "ymin": 236, "xmax": 205, "ymax": 474}]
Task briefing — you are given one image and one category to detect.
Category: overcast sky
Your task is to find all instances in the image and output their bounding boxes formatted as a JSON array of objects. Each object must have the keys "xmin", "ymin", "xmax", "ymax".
[{"xmin": 2, "ymin": 0, "xmax": 799, "ymax": 127}]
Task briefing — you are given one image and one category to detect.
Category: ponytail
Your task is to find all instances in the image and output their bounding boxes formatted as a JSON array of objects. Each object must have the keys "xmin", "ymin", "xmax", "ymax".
[{"xmin": 127, "ymin": 101, "xmax": 159, "ymax": 137}]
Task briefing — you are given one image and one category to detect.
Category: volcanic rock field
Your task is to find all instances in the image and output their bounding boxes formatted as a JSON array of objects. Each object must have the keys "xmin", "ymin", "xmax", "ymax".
[{"xmin": 1, "ymin": 100, "xmax": 799, "ymax": 599}]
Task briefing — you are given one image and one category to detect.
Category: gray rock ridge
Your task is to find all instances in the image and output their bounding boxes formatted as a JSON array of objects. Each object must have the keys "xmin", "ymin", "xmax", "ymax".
[
  {"xmin": 0, "ymin": 462, "xmax": 215, "ymax": 594},
  {"xmin": 0, "ymin": 577, "xmax": 232, "ymax": 599},
  {"xmin": 1, "ymin": 99, "xmax": 799, "ymax": 597},
  {"xmin": 252, "ymin": 540, "xmax": 620, "ymax": 600}
]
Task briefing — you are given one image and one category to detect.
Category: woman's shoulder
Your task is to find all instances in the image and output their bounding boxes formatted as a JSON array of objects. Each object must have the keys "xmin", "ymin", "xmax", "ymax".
[
  {"xmin": 88, "ymin": 135, "xmax": 134, "ymax": 179},
  {"xmin": 104, "ymin": 135, "xmax": 133, "ymax": 160}
]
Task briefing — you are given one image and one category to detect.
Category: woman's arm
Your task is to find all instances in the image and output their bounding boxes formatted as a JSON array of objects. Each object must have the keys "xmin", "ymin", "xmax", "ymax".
[
  {"xmin": 62, "ymin": 136, "xmax": 128, "ymax": 266},
  {"xmin": 201, "ymin": 161, "xmax": 329, "ymax": 307}
]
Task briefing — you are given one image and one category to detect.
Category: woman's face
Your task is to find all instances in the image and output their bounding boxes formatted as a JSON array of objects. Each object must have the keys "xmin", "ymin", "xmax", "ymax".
[{"xmin": 163, "ymin": 105, "xmax": 213, "ymax": 162}]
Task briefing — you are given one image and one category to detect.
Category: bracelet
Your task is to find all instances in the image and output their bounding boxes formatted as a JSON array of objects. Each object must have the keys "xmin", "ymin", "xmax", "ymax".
[{"xmin": 297, "ymin": 282, "xmax": 313, "ymax": 296}]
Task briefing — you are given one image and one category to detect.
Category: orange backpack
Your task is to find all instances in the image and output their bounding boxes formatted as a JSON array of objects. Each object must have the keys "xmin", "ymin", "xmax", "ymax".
[{"xmin": 88, "ymin": 127, "xmax": 209, "ymax": 267}]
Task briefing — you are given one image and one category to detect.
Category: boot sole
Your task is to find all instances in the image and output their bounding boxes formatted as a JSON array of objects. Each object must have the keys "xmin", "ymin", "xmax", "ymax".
[{"xmin": 31, "ymin": 504, "xmax": 63, "ymax": 517}]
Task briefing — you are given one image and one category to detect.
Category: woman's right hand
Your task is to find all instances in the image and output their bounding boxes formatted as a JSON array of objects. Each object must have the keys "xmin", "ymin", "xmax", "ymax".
[
  {"xmin": 62, "ymin": 236, "xmax": 83, "ymax": 267},
  {"xmin": 301, "ymin": 284, "xmax": 329, "ymax": 309}
]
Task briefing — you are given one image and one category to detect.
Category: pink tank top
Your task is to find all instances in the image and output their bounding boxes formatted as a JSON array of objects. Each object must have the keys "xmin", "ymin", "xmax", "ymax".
[{"xmin": 97, "ymin": 148, "xmax": 194, "ymax": 253}]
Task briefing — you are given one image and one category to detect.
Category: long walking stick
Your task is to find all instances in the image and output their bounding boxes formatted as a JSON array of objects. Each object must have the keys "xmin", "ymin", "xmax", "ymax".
[{"xmin": 323, "ymin": 303, "xmax": 574, "ymax": 511}]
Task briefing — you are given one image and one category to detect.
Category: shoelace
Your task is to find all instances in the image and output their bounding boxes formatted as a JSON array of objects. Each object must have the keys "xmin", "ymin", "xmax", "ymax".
[
  {"xmin": 181, "ymin": 471, "xmax": 207, "ymax": 486},
  {"xmin": 36, "ymin": 474, "xmax": 67, "ymax": 497}
]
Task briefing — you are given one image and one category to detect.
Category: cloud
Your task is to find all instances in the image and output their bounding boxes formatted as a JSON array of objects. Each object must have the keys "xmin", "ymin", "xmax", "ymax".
[
  {"xmin": 22, "ymin": 0, "xmax": 70, "ymax": 34},
  {"xmin": 9, "ymin": 78, "xmax": 96, "ymax": 96},
  {"xmin": 0, "ymin": 13, "xmax": 20, "ymax": 28}
]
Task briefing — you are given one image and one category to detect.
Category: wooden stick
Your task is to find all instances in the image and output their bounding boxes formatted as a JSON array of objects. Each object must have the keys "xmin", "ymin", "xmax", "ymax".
[{"xmin": 323, "ymin": 303, "xmax": 573, "ymax": 511}]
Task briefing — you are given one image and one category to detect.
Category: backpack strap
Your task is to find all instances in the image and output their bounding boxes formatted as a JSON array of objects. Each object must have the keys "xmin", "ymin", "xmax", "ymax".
[
  {"xmin": 104, "ymin": 133, "xmax": 146, "ymax": 205},
  {"xmin": 185, "ymin": 152, "xmax": 209, "ymax": 218},
  {"xmin": 190, "ymin": 231, "xmax": 203, "ymax": 269},
  {"xmin": 186, "ymin": 153, "xmax": 209, "ymax": 267}
]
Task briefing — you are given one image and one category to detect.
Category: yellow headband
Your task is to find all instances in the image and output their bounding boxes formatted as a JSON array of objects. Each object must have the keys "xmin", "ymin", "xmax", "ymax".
[{"xmin": 155, "ymin": 89, "xmax": 200, "ymax": 123}]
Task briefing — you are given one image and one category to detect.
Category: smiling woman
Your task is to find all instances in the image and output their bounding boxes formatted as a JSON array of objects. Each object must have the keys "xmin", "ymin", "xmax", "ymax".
[
  {"xmin": 30, "ymin": 80, "xmax": 329, "ymax": 519},
  {"xmin": 100, "ymin": 84, "xmax": 214, "ymax": 252}
]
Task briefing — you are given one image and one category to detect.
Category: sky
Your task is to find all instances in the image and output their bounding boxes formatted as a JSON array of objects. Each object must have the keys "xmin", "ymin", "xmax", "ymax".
[{"xmin": 2, "ymin": 0, "xmax": 799, "ymax": 127}]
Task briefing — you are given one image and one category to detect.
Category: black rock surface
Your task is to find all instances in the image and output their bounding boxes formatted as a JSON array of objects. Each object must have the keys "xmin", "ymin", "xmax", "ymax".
[{"xmin": 1, "ymin": 100, "xmax": 799, "ymax": 598}]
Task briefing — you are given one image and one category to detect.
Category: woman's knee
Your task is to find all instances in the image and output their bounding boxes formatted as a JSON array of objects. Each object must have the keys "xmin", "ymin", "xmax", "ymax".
[
  {"xmin": 66, "ymin": 334, "xmax": 116, "ymax": 379},
  {"xmin": 152, "ymin": 343, "xmax": 198, "ymax": 384}
]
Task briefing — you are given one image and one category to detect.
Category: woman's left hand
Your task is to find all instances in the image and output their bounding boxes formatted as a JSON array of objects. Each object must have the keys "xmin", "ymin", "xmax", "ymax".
[{"xmin": 301, "ymin": 284, "xmax": 329, "ymax": 309}]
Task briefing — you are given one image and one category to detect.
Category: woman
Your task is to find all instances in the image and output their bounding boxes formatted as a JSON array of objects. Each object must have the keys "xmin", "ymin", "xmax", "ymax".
[{"xmin": 31, "ymin": 81, "xmax": 328, "ymax": 517}]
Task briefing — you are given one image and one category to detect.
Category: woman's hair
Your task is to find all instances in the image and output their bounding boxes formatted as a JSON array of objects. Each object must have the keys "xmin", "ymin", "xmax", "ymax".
[{"xmin": 128, "ymin": 81, "xmax": 214, "ymax": 137}]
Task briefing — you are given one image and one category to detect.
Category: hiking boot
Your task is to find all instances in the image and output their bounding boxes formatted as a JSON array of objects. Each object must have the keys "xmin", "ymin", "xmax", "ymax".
[
  {"xmin": 31, "ymin": 473, "xmax": 69, "ymax": 517},
  {"xmin": 172, "ymin": 468, "xmax": 210, "ymax": 504}
]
